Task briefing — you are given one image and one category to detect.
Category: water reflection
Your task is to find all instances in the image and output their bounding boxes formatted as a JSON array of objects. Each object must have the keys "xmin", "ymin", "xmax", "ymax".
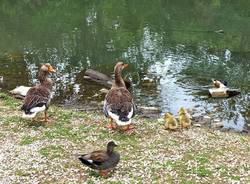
[{"xmin": 0, "ymin": 0, "xmax": 250, "ymax": 131}]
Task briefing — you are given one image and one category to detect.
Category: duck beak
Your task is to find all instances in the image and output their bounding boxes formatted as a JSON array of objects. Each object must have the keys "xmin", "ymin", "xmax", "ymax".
[
  {"xmin": 123, "ymin": 64, "xmax": 128, "ymax": 68},
  {"xmin": 48, "ymin": 66, "xmax": 56, "ymax": 73}
]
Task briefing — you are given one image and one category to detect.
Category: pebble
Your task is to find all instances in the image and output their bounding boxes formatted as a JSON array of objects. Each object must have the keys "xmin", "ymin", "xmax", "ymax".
[
  {"xmin": 212, "ymin": 122, "xmax": 224, "ymax": 128},
  {"xmin": 203, "ymin": 115, "xmax": 212, "ymax": 124},
  {"xmin": 214, "ymin": 119, "xmax": 221, "ymax": 122},
  {"xmin": 203, "ymin": 115, "xmax": 211, "ymax": 120},
  {"xmin": 157, "ymin": 118, "xmax": 164, "ymax": 123}
]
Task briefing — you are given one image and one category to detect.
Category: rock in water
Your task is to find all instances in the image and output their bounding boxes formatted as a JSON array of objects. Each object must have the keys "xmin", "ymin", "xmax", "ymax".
[
  {"xmin": 10, "ymin": 86, "xmax": 31, "ymax": 97},
  {"xmin": 209, "ymin": 88, "xmax": 240, "ymax": 98}
]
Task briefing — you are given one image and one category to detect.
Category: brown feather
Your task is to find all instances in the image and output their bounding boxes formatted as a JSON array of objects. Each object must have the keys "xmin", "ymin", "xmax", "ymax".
[
  {"xmin": 89, "ymin": 150, "xmax": 109, "ymax": 163},
  {"xmin": 23, "ymin": 85, "xmax": 51, "ymax": 110},
  {"xmin": 105, "ymin": 87, "xmax": 134, "ymax": 113}
]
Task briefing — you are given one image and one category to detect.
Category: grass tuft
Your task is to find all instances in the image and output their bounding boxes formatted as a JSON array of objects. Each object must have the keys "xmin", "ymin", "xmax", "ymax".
[
  {"xmin": 19, "ymin": 136, "xmax": 36, "ymax": 145},
  {"xmin": 39, "ymin": 145, "xmax": 65, "ymax": 159}
]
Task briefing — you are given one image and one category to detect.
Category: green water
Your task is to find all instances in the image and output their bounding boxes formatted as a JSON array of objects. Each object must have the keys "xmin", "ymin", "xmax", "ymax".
[{"xmin": 0, "ymin": 0, "xmax": 250, "ymax": 131}]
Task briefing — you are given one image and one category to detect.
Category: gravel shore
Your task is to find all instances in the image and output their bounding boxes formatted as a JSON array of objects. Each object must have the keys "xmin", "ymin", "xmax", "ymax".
[{"xmin": 0, "ymin": 93, "xmax": 249, "ymax": 183}]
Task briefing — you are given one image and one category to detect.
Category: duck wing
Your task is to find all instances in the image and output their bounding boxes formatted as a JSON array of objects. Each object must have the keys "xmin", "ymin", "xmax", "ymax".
[
  {"xmin": 79, "ymin": 150, "xmax": 109, "ymax": 169},
  {"xmin": 89, "ymin": 150, "xmax": 109, "ymax": 164},
  {"xmin": 21, "ymin": 85, "xmax": 51, "ymax": 114}
]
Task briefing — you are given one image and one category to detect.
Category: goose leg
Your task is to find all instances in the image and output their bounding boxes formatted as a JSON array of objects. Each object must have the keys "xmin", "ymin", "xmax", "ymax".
[
  {"xmin": 122, "ymin": 124, "xmax": 135, "ymax": 131},
  {"xmin": 107, "ymin": 118, "xmax": 117, "ymax": 130},
  {"xmin": 99, "ymin": 170, "xmax": 108, "ymax": 177},
  {"xmin": 44, "ymin": 110, "xmax": 48, "ymax": 122}
]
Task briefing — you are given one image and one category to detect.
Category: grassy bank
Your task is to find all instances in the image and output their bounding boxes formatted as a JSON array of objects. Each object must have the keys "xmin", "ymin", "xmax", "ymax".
[{"xmin": 0, "ymin": 93, "xmax": 249, "ymax": 184}]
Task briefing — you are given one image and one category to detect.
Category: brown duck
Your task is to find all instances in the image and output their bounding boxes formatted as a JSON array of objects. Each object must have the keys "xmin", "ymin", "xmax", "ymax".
[
  {"xmin": 78, "ymin": 141, "xmax": 120, "ymax": 177},
  {"xmin": 21, "ymin": 63, "xmax": 56, "ymax": 121},
  {"xmin": 103, "ymin": 62, "xmax": 136, "ymax": 131}
]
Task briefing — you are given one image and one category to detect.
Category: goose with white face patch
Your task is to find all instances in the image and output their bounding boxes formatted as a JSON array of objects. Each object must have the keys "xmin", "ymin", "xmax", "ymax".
[
  {"xmin": 103, "ymin": 61, "xmax": 136, "ymax": 131},
  {"xmin": 21, "ymin": 63, "xmax": 56, "ymax": 122}
]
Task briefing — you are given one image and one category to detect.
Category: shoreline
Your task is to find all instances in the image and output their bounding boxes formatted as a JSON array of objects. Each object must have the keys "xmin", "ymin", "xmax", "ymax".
[{"xmin": 0, "ymin": 92, "xmax": 249, "ymax": 183}]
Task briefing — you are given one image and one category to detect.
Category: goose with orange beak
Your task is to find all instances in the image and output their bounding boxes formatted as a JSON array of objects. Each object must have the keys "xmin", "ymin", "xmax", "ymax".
[
  {"xmin": 21, "ymin": 63, "xmax": 56, "ymax": 122},
  {"xmin": 103, "ymin": 62, "xmax": 136, "ymax": 131}
]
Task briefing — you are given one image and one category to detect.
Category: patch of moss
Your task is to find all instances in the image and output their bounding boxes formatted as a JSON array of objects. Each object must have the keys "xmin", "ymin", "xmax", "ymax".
[
  {"xmin": 247, "ymin": 145, "xmax": 250, "ymax": 152},
  {"xmin": 195, "ymin": 154, "xmax": 209, "ymax": 164},
  {"xmin": 181, "ymin": 180, "xmax": 195, "ymax": 184},
  {"xmin": 195, "ymin": 166, "xmax": 212, "ymax": 177},
  {"xmin": 239, "ymin": 137, "xmax": 248, "ymax": 143},
  {"xmin": 19, "ymin": 136, "xmax": 36, "ymax": 145},
  {"xmin": 15, "ymin": 169, "xmax": 30, "ymax": 177},
  {"xmin": 230, "ymin": 175, "xmax": 241, "ymax": 181},
  {"xmin": 0, "ymin": 132, "xmax": 4, "ymax": 138},
  {"xmin": 54, "ymin": 110, "xmax": 74, "ymax": 123},
  {"xmin": 0, "ymin": 93, "xmax": 21, "ymax": 107},
  {"xmin": 162, "ymin": 160, "xmax": 177, "ymax": 169},
  {"xmin": 169, "ymin": 139, "xmax": 180, "ymax": 146},
  {"xmin": 39, "ymin": 145, "xmax": 65, "ymax": 159},
  {"xmin": 217, "ymin": 165, "xmax": 228, "ymax": 176},
  {"xmin": 86, "ymin": 180, "xmax": 95, "ymax": 184},
  {"xmin": 1, "ymin": 116, "xmax": 21, "ymax": 127},
  {"xmin": 43, "ymin": 125, "xmax": 87, "ymax": 143},
  {"xmin": 88, "ymin": 170, "xmax": 101, "ymax": 178}
]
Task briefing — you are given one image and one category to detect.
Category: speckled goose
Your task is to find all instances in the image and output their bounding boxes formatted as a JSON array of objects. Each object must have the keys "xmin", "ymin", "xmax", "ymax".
[
  {"xmin": 103, "ymin": 62, "xmax": 136, "ymax": 131},
  {"xmin": 21, "ymin": 63, "xmax": 56, "ymax": 122}
]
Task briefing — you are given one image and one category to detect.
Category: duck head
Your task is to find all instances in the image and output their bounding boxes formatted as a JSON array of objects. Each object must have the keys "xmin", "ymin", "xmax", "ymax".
[{"xmin": 107, "ymin": 141, "xmax": 118, "ymax": 154}]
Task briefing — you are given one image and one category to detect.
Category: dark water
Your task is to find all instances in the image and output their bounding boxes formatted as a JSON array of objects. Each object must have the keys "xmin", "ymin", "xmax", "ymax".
[{"xmin": 0, "ymin": 0, "xmax": 250, "ymax": 131}]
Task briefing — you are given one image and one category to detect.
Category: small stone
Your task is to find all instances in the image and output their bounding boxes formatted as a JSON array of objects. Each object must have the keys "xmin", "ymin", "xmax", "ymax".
[
  {"xmin": 193, "ymin": 123, "xmax": 201, "ymax": 127},
  {"xmin": 214, "ymin": 119, "xmax": 221, "ymax": 122},
  {"xmin": 142, "ymin": 76, "xmax": 153, "ymax": 82},
  {"xmin": 203, "ymin": 116, "xmax": 212, "ymax": 124},
  {"xmin": 204, "ymin": 116, "xmax": 211, "ymax": 120},
  {"xmin": 141, "ymin": 77, "xmax": 155, "ymax": 87},
  {"xmin": 212, "ymin": 122, "xmax": 224, "ymax": 128},
  {"xmin": 157, "ymin": 118, "xmax": 164, "ymax": 123}
]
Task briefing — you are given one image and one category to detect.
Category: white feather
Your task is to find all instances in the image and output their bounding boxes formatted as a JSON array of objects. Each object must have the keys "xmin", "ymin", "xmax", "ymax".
[
  {"xmin": 87, "ymin": 159, "xmax": 93, "ymax": 163},
  {"xmin": 22, "ymin": 105, "xmax": 46, "ymax": 119},
  {"xmin": 127, "ymin": 108, "xmax": 134, "ymax": 118},
  {"xmin": 108, "ymin": 109, "xmax": 133, "ymax": 126},
  {"xmin": 116, "ymin": 119, "xmax": 131, "ymax": 126},
  {"xmin": 30, "ymin": 105, "xmax": 46, "ymax": 113},
  {"xmin": 108, "ymin": 111, "xmax": 119, "ymax": 121},
  {"xmin": 22, "ymin": 112, "xmax": 37, "ymax": 118}
]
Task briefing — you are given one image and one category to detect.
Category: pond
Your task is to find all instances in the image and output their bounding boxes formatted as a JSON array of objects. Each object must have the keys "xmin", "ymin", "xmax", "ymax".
[{"xmin": 0, "ymin": 0, "xmax": 250, "ymax": 131}]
